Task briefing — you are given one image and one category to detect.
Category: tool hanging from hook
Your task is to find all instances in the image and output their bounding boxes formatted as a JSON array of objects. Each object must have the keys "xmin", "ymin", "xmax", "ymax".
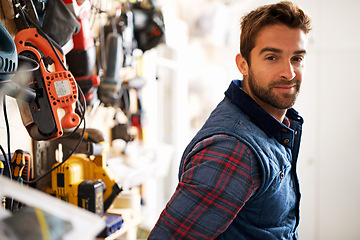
[{"xmin": 11, "ymin": 1, "xmax": 83, "ymax": 141}]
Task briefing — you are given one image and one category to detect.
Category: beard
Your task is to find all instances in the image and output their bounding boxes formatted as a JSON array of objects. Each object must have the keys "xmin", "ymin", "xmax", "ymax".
[{"xmin": 247, "ymin": 69, "xmax": 301, "ymax": 110}]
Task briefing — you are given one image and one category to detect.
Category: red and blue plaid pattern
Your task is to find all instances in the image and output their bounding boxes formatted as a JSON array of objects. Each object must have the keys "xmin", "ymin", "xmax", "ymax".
[{"xmin": 149, "ymin": 134, "xmax": 261, "ymax": 239}]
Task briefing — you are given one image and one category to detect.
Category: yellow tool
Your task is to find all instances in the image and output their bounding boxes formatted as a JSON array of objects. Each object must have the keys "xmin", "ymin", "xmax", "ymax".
[{"xmin": 50, "ymin": 129, "xmax": 122, "ymax": 214}]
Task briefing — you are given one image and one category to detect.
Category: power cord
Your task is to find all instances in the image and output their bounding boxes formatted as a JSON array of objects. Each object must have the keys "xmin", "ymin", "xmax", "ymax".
[{"xmin": 2, "ymin": 95, "xmax": 12, "ymax": 178}]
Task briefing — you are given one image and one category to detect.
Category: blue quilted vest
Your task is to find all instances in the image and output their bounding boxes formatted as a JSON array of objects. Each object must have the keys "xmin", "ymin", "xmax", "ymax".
[{"xmin": 179, "ymin": 80, "xmax": 303, "ymax": 239}]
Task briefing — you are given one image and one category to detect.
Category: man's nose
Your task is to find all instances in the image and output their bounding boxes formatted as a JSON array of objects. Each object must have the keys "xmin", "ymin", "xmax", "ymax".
[{"xmin": 280, "ymin": 61, "xmax": 296, "ymax": 80}]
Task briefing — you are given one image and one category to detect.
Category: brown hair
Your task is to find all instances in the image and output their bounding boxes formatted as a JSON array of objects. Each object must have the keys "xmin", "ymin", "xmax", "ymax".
[{"xmin": 240, "ymin": 1, "xmax": 312, "ymax": 64}]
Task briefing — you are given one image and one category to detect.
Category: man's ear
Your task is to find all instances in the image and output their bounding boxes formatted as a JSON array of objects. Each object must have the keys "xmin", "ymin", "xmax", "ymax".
[{"xmin": 235, "ymin": 53, "xmax": 249, "ymax": 76}]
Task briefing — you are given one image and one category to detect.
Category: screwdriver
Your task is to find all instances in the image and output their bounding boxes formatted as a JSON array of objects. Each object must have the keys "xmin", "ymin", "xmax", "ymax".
[
  {"xmin": 6, "ymin": 149, "xmax": 30, "ymax": 211},
  {"xmin": 10, "ymin": 149, "xmax": 26, "ymax": 181}
]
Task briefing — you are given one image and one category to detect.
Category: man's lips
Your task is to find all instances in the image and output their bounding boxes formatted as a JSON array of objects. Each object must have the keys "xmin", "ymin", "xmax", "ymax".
[{"xmin": 273, "ymin": 85, "xmax": 296, "ymax": 93}]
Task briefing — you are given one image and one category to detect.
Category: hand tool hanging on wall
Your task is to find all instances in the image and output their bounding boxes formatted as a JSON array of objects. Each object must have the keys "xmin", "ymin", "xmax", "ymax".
[
  {"xmin": 11, "ymin": 1, "xmax": 83, "ymax": 141},
  {"xmin": 132, "ymin": 0, "xmax": 165, "ymax": 52},
  {"xmin": 14, "ymin": 27, "xmax": 81, "ymax": 141},
  {"xmin": 98, "ymin": 1, "xmax": 139, "ymax": 108},
  {"xmin": 64, "ymin": 0, "xmax": 100, "ymax": 106},
  {"xmin": 98, "ymin": 15, "xmax": 124, "ymax": 107}
]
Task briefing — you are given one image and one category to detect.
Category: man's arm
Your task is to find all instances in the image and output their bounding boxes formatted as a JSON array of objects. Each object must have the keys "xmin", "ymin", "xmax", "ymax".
[{"xmin": 148, "ymin": 134, "xmax": 261, "ymax": 239}]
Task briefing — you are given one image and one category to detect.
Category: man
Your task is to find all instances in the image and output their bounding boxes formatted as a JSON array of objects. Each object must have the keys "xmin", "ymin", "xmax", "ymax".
[{"xmin": 149, "ymin": 1, "xmax": 312, "ymax": 239}]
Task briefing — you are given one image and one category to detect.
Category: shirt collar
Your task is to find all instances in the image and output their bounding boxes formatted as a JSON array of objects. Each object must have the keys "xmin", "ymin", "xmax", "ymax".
[{"xmin": 224, "ymin": 79, "xmax": 303, "ymax": 148}]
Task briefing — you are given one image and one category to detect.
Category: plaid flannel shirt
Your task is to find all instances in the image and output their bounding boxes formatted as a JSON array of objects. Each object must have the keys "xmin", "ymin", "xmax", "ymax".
[{"xmin": 148, "ymin": 134, "xmax": 262, "ymax": 239}]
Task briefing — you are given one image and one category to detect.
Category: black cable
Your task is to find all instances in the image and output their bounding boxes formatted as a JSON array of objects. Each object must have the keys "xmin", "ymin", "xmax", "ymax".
[
  {"xmin": 2, "ymin": 96, "xmax": 12, "ymax": 180},
  {"xmin": 0, "ymin": 144, "xmax": 10, "ymax": 210},
  {"xmin": 2, "ymin": 95, "xmax": 14, "ymax": 210},
  {"xmin": 0, "ymin": 144, "xmax": 8, "ymax": 174},
  {"xmin": 2, "ymin": 96, "xmax": 11, "ymax": 174}
]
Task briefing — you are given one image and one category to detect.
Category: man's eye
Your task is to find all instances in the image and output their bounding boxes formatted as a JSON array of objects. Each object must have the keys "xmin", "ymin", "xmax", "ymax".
[
  {"xmin": 266, "ymin": 56, "xmax": 276, "ymax": 61},
  {"xmin": 292, "ymin": 56, "xmax": 304, "ymax": 62}
]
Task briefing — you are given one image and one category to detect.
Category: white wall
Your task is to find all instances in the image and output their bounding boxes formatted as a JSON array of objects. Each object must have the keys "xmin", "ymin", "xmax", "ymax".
[
  {"xmin": 0, "ymin": 98, "xmax": 32, "ymax": 156},
  {"xmin": 311, "ymin": 0, "xmax": 360, "ymax": 239}
]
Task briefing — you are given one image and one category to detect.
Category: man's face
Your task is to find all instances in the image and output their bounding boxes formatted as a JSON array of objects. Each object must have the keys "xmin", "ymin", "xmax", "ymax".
[{"xmin": 236, "ymin": 24, "xmax": 307, "ymax": 116}]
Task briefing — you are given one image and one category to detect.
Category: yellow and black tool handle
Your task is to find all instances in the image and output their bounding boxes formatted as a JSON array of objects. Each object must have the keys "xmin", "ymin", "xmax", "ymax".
[
  {"xmin": 5, "ymin": 149, "xmax": 31, "ymax": 211},
  {"xmin": 10, "ymin": 149, "xmax": 26, "ymax": 181}
]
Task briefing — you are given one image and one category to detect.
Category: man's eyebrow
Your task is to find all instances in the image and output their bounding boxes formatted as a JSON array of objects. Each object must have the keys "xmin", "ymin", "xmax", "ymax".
[
  {"xmin": 260, "ymin": 47, "xmax": 282, "ymax": 55},
  {"xmin": 294, "ymin": 50, "xmax": 307, "ymax": 55},
  {"xmin": 259, "ymin": 47, "xmax": 307, "ymax": 55}
]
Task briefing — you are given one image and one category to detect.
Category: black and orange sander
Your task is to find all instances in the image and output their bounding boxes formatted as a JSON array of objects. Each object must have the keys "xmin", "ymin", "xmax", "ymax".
[{"xmin": 14, "ymin": 28, "xmax": 81, "ymax": 141}]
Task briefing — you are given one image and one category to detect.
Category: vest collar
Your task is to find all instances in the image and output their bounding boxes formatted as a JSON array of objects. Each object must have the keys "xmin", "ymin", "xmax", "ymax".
[{"xmin": 224, "ymin": 80, "xmax": 303, "ymax": 148}]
